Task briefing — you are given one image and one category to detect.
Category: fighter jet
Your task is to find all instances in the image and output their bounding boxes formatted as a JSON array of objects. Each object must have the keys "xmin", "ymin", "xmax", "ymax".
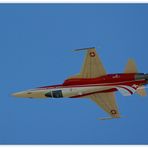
[{"xmin": 12, "ymin": 47, "xmax": 148, "ymax": 120}]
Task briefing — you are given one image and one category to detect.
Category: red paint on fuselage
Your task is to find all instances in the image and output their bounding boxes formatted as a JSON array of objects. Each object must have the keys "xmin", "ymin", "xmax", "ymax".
[
  {"xmin": 38, "ymin": 84, "xmax": 63, "ymax": 89},
  {"xmin": 37, "ymin": 73, "xmax": 146, "ymax": 90},
  {"xmin": 63, "ymin": 73, "xmax": 136, "ymax": 86}
]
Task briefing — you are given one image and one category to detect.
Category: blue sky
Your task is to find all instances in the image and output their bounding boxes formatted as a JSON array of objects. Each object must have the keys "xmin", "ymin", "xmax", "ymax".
[{"xmin": 0, "ymin": 4, "xmax": 148, "ymax": 144}]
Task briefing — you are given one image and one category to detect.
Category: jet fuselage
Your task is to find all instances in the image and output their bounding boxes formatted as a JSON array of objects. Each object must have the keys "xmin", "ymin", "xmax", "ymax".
[{"xmin": 12, "ymin": 73, "xmax": 148, "ymax": 99}]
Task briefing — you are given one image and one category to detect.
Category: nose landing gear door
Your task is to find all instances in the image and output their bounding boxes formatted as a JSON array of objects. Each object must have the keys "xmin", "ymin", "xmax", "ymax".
[{"xmin": 52, "ymin": 90, "xmax": 63, "ymax": 98}]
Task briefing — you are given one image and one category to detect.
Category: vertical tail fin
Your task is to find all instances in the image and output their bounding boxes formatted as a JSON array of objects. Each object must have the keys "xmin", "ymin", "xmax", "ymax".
[
  {"xmin": 124, "ymin": 59, "xmax": 147, "ymax": 96},
  {"xmin": 124, "ymin": 59, "xmax": 138, "ymax": 73}
]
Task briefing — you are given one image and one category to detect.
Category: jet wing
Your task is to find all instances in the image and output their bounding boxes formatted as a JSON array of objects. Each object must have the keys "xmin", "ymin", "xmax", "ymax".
[
  {"xmin": 69, "ymin": 47, "xmax": 106, "ymax": 79},
  {"xmin": 88, "ymin": 92, "xmax": 120, "ymax": 119}
]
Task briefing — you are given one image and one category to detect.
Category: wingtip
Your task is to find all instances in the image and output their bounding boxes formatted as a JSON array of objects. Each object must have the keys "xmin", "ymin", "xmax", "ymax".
[
  {"xmin": 98, "ymin": 116, "xmax": 122, "ymax": 120},
  {"xmin": 98, "ymin": 117, "xmax": 114, "ymax": 120},
  {"xmin": 73, "ymin": 47, "xmax": 96, "ymax": 52}
]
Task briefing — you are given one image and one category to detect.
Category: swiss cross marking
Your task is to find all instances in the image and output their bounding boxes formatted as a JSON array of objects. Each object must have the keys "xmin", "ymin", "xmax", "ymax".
[
  {"xmin": 132, "ymin": 84, "xmax": 138, "ymax": 89},
  {"xmin": 89, "ymin": 52, "xmax": 95, "ymax": 57},
  {"xmin": 110, "ymin": 110, "xmax": 117, "ymax": 115}
]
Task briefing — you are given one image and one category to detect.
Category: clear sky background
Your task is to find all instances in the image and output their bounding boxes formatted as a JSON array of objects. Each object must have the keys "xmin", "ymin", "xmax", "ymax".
[{"xmin": 0, "ymin": 4, "xmax": 148, "ymax": 144}]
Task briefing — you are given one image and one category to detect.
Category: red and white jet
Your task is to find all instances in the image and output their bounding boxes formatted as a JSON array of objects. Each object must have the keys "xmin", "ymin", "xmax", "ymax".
[{"xmin": 12, "ymin": 47, "xmax": 148, "ymax": 120}]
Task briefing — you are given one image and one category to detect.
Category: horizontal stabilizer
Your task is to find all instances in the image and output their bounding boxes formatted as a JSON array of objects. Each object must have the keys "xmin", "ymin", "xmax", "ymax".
[{"xmin": 136, "ymin": 86, "xmax": 147, "ymax": 96}]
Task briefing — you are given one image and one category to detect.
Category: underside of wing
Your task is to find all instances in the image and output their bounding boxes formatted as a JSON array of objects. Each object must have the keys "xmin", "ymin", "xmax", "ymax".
[
  {"xmin": 69, "ymin": 47, "xmax": 106, "ymax": 79},
  {"xmin": 88, "ymin": 92, "xmax": 120, "ymax": 118}
]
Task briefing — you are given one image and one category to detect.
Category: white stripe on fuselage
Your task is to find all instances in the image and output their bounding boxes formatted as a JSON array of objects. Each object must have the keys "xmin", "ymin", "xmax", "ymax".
[{"xmin": 25, "ymin": 79, "xmax": 144, "ymax": 98}]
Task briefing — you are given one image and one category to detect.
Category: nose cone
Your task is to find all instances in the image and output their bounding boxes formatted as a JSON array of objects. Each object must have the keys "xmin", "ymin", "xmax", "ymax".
[
  {"xmin": 11, "ymin": 91, "xmax": 33, "ymax": 98},
  {"xmin": 11, "ymin": 89, "xmax": 48, "ymax": 98}
]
